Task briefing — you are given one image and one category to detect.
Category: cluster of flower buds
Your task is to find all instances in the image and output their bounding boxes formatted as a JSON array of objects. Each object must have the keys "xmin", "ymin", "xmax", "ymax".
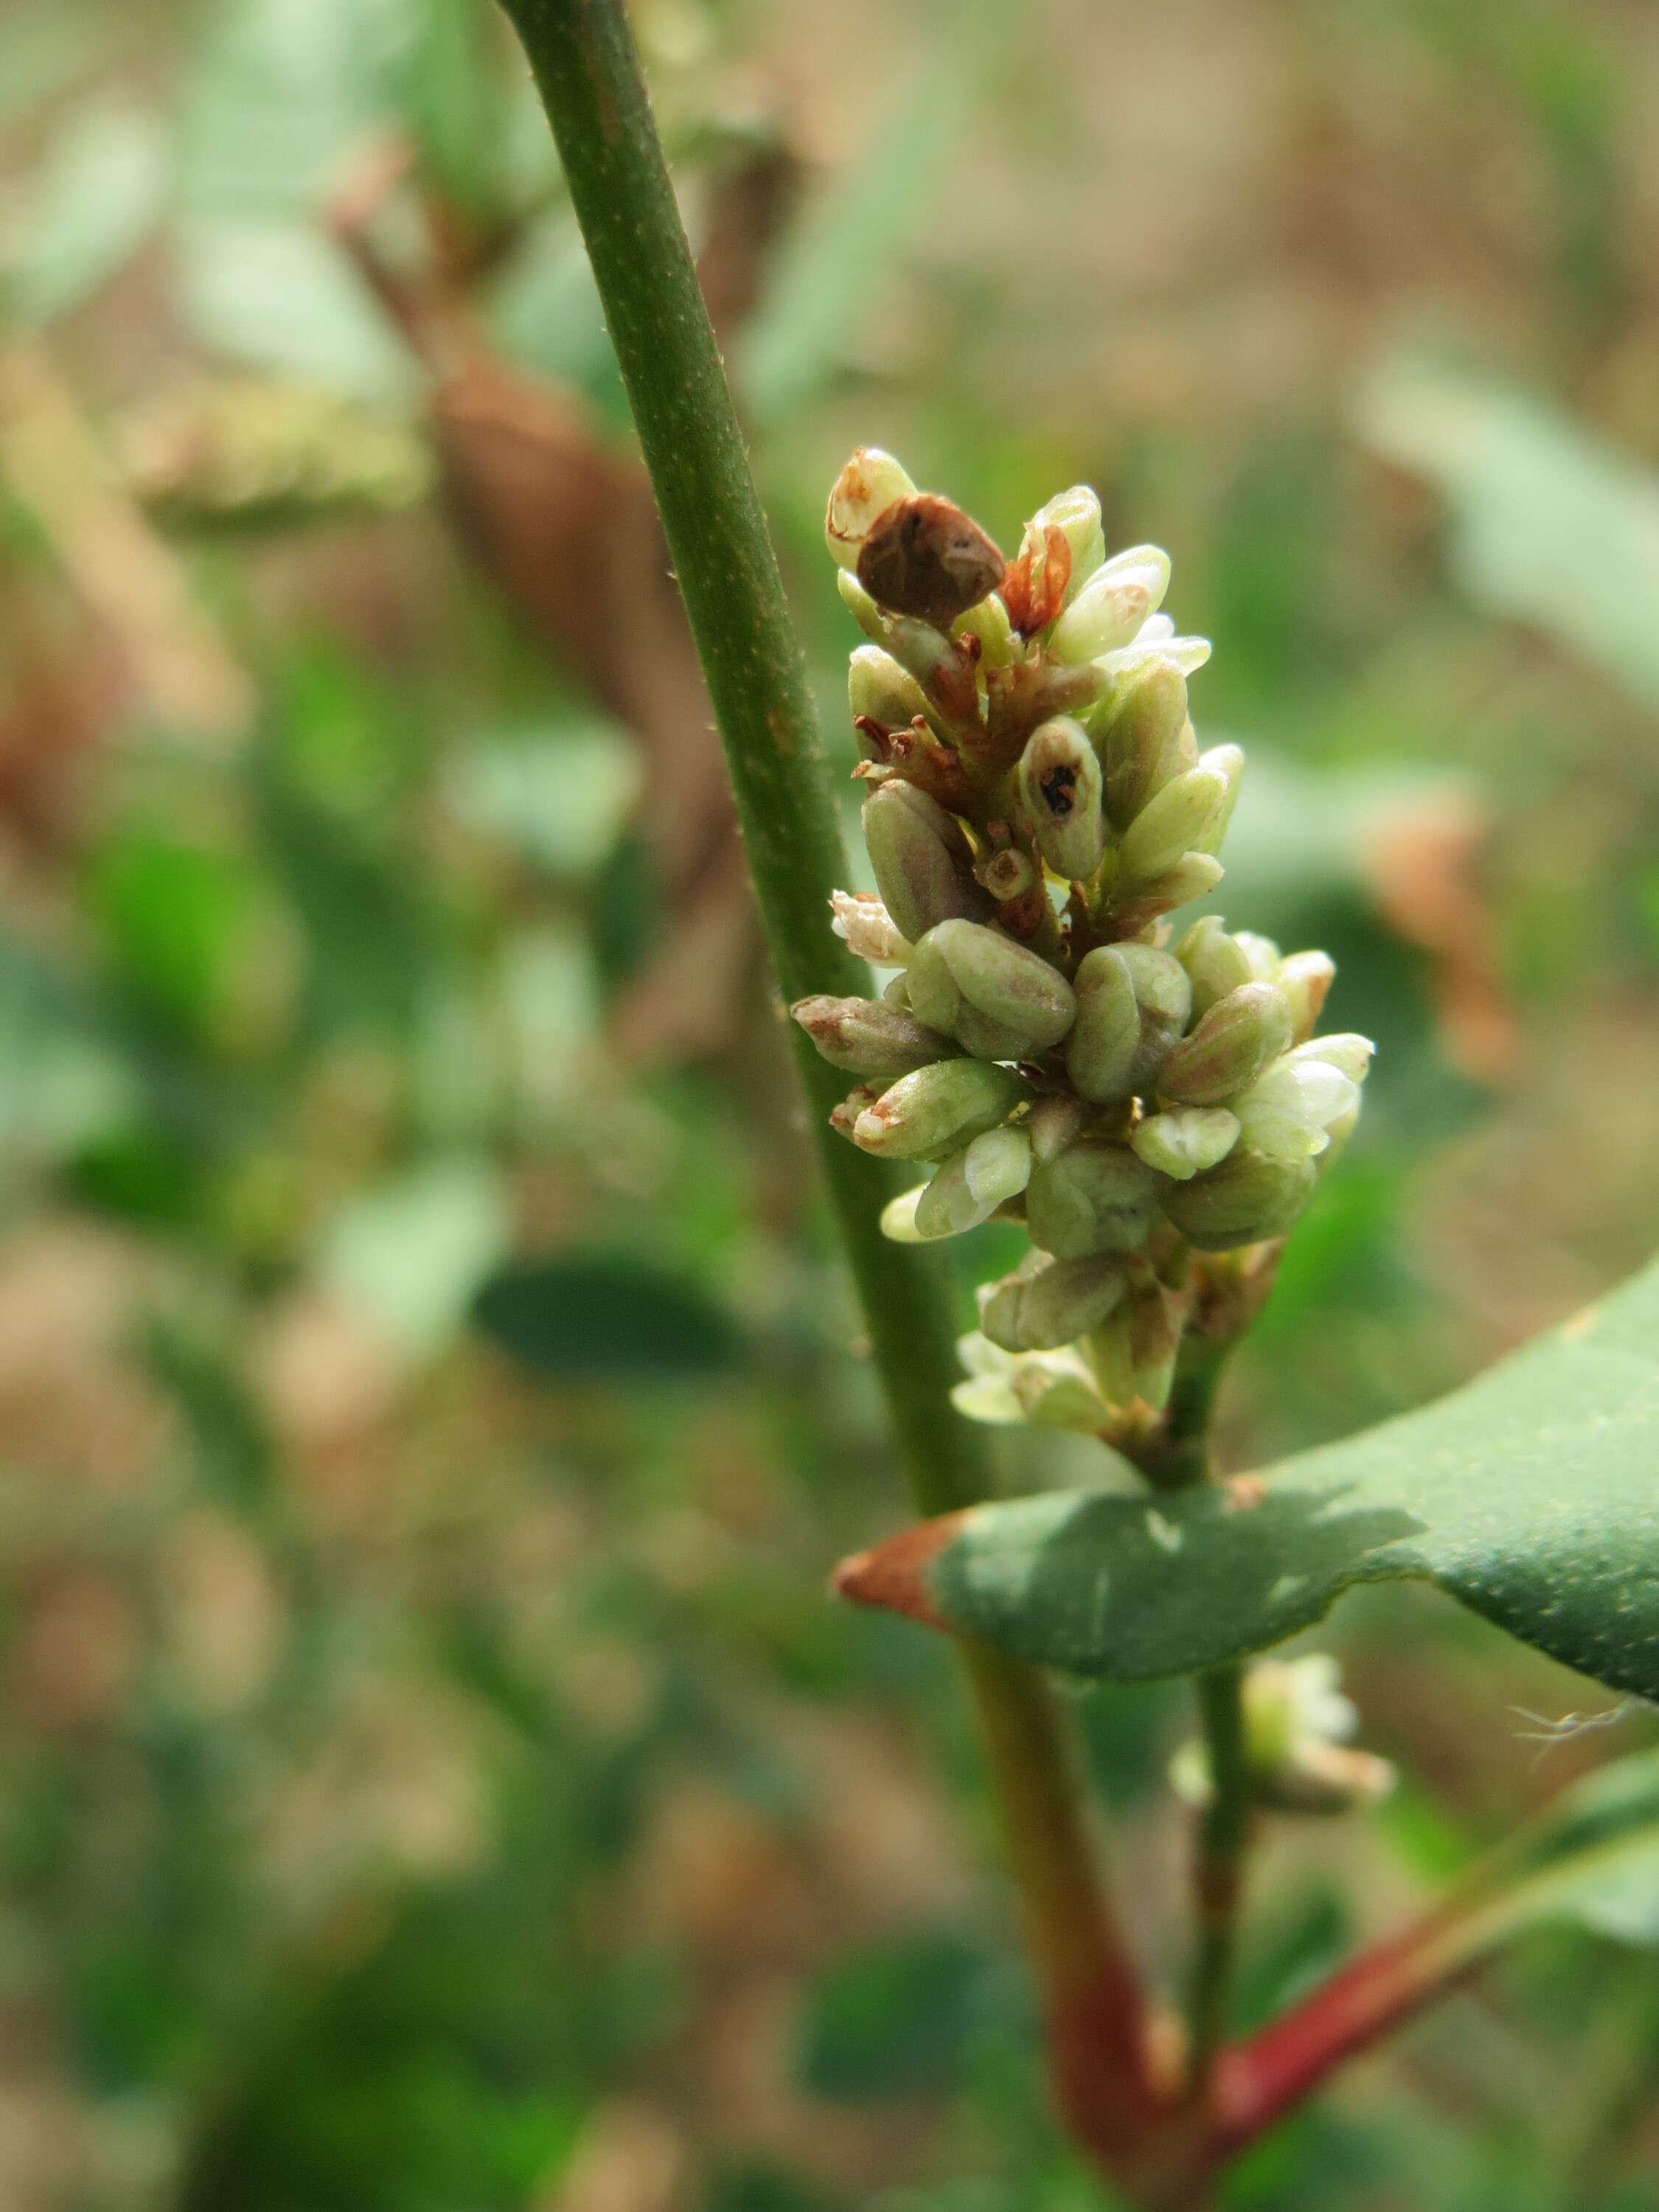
[
  {"xmin": 793, "ymin": 451, "xmax": 1373, "ymax": 1439},
  {"xmin": 1170, "ymin": 1655, "xmax": 1397, "ymax": 1816}
]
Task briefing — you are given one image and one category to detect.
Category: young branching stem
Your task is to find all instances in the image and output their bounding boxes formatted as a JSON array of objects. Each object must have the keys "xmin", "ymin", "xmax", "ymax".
[{"xmin": 495, "ymin": 0, "xmax": 1158, "ymax": 2160}]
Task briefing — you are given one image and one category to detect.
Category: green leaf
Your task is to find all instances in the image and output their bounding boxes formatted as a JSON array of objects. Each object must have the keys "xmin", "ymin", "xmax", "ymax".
[
  {"xmin": 1354, "ymin": 355, "xmax": 1659, "ymax": 714},
  {"xmin": 317, "ymin": 1159, "xmax": 512, "ymax": 1363},
  {"xmin": 796, "ymin": 1931, "xmax": 995, "ymax": 2101},
  {"xmin": 174, "ymin": 0, "xmax": 417, "ymax": 400},
  {"xmin": 442, "ymin": 720, "xmax": 643, "ymax": 879},
  {"xmin": 4, "ymin": 100, "xmax": 169, "ymax": 327},
  {"xmin": 473, "ymin": 1252, "xmax": 744, "ymax": 1380},
  {"xmin": 835, "ymin": 1252, "xmax": 1659, "ymax": 1702}
]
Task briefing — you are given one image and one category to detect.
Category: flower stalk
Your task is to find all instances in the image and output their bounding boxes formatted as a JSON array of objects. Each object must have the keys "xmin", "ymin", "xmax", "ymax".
[{"xmin": 495, "ymin": 0, "xmax": 1158, "ymax": 2163}]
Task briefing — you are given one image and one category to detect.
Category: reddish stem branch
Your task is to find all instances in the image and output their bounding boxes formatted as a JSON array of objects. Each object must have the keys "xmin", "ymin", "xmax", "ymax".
[{"xmin": 1209, "ymin": 1898, "xmax": 1464, "ymax": 2155}]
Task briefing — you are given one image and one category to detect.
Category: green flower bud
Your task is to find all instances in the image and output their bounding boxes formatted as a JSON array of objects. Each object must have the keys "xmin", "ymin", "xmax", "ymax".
[
  {"xmin": 848, "ymin": 644, "xmax": 932, "ymax": 735},
  {"xmin": 1130, "ymin": 1105, "xmax": 1239, "ymax": 1180},
  {"xmin": 1026, "ymin": 1094, "xmax": 1088, "ymax": 1166},
  {"xmin": 830, "ymin": 888, "xmax": 911, "ymax": 967},
  {"xmin": 953, "ymin": 1006, "xmax": 1041, "ymax": 1061},
  {"xmin": 911, "ymin": 1128, "xmax": 1032, "ymax": 1239},
  {"xmin": 914, "ymin": 1148, "xmax": 992, "ymax": 1237},
  {"xmin": 1065, "ymin": 947, "xmax": 1138, "ymax": 1102},
  {"xmin": 837, "ymin": 569, "xmax": 965, "ymax": 706},
  {"xmin": 851, "ymin": 1058, "xmax": 1027, "ymax": 1160},
  {"xmin": 862, "ymin": 784, "xmax": 985, "ymax": 945},
  {"xmin": 1276, "ymin": 950, "xmax": 1336, "ymax": 1043},
  {"xmin": 1018, "ymin": 717, "xmax": 1106, "ymax": 881},
  {"xmin": 1112, "ymin": 852, "xmax": 1225, "ymax": 930},
  {"xmin": 1157, "ymin": 1145, "xmax": 1316, "ymax": 1249},
  {"xmin": 1233, "ymin": 1057, "xmax": 1359, "ymax": 1162},
  {"xmin": 1026, "ymin": 1138, "xmax": 1161, "ymax": 1256},
  {"xmin": 1048, "ymin": 545, "xmax": 1171, "ymax": 664},
  {"xmin": 981, "ymin": 1252, "xmax": 1127, "ymax": 1352},
  {"xmin": 1065, "ymin": 944, "xmax": 1191, "ymax": 1102},
  {"xmin": 1192, "ymin": 743, "xmax": 1244, "ymax": 855},
  {"xmin": 1118, "ymin": 761, "xmax": 1233, "ymax": 887},
  {"xmin": 790, "ymin": 994, "xmax": 957, "ymax": 1078},
  {"xmin": 951, "ymin": 590, "xmax": 1018, "ymax": 668},
  {"xmin": 826, "ymin": 446, "xmax": 916, "ymax": 570},
  {"xmin": 1175, "ymin": 915, "xmax": 1254, "ymax": 1018},
  {"xmin": 906, "ymin": 919, "xmax": 1076, "ymax": 1054},
  {"xmin": 964, "ymin": 1124, "xmax": 1032, "ymax": 1206},
  {"xmin": 1158, "ymin": 981, "xmax": 1293, "ymax": 1105},
  {"xmin": 1118, "ymin": 945, "xmax": 1193, "ymax": 1088},
  {"xmin": 1095, "ymin": 662, "xmax": 1189, "ymax": 830}
]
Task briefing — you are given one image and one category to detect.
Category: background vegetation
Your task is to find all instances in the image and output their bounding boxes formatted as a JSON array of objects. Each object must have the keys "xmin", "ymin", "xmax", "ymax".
[{"xmin": 2, "ymin": 0, "xmax": 1659, "ymax": 2205}]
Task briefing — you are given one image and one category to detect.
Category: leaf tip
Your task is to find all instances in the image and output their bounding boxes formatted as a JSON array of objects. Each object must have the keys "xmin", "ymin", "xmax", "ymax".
[{"xmin": 830, "ymin": 1513, "xmax": 965, "ymax": 1628}]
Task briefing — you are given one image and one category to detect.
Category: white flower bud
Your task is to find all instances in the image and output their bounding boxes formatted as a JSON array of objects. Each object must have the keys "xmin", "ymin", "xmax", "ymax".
[
  {"xmin": 1234, "ymin": 1057, "xmax": 1359, "ymax": 1162},
  {"xmin": 1048, "ymin": 546, "xmax": 1171, "ymax": 664},
  {"xmin": 1093, "ymin": 634, "xmax": 1211, "ymax": 683},
  {"xmin": 825, "ymin": 447, "xmax": 916, "ymax": 570},
  {"xmin": 1192, "ymin": 743, "xmax": 1244, "ymax": 855},
  {"xmin": 1030, "ymin": 484, "xmax": 1106, "ymax": 601},
  {"xmin": 1232, "ymin": 931, "xmax": 1281, "ymax": 981},
  {"xmin": 879, "ymin": 1186, "xmax": 928, "ymax": 1242},
  {"xmin": 1131, "ymin": 1106, "xmax": 1239, "ymax": 1180},
  {"xmin": 1275, "ymin": 950, "xmax": 1335, "ymax": 1042},
  {"xmin": 1288, "ymin": 1032, "xmax": 1374, "ymax": 1082},
  {"xmin": 830, "ymin": 889, "xmax": 911, "ymax": 967}
]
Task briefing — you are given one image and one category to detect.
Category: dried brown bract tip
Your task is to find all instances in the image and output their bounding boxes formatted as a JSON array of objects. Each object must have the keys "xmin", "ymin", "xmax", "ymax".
[
  {"xmin": 857, "ymin": 493, "xmax": 1006, "ymax": 630},
  {"xmin": 1001, "ymin": 520, "xmax": 1073, "ymax": 636}
]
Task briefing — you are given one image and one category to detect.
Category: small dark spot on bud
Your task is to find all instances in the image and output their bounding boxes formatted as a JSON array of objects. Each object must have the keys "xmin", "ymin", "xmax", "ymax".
[{"xmin": 1039, "ymin": 764, "xmax": 1078, "ymax": 818}]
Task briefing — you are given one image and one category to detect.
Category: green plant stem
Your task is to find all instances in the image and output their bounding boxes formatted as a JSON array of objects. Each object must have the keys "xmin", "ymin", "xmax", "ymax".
[
  {"xmin": 1132, "ymin": 1322, "xmax": 1251, "ymax": 2094},
  {"xmin": 493, "ymin": 0, "xmax": 1159, "ymax": 2161},
  {"xmin": 1189, "ymin": 1663, "xmax": 1249, "ymax": 2087}
]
